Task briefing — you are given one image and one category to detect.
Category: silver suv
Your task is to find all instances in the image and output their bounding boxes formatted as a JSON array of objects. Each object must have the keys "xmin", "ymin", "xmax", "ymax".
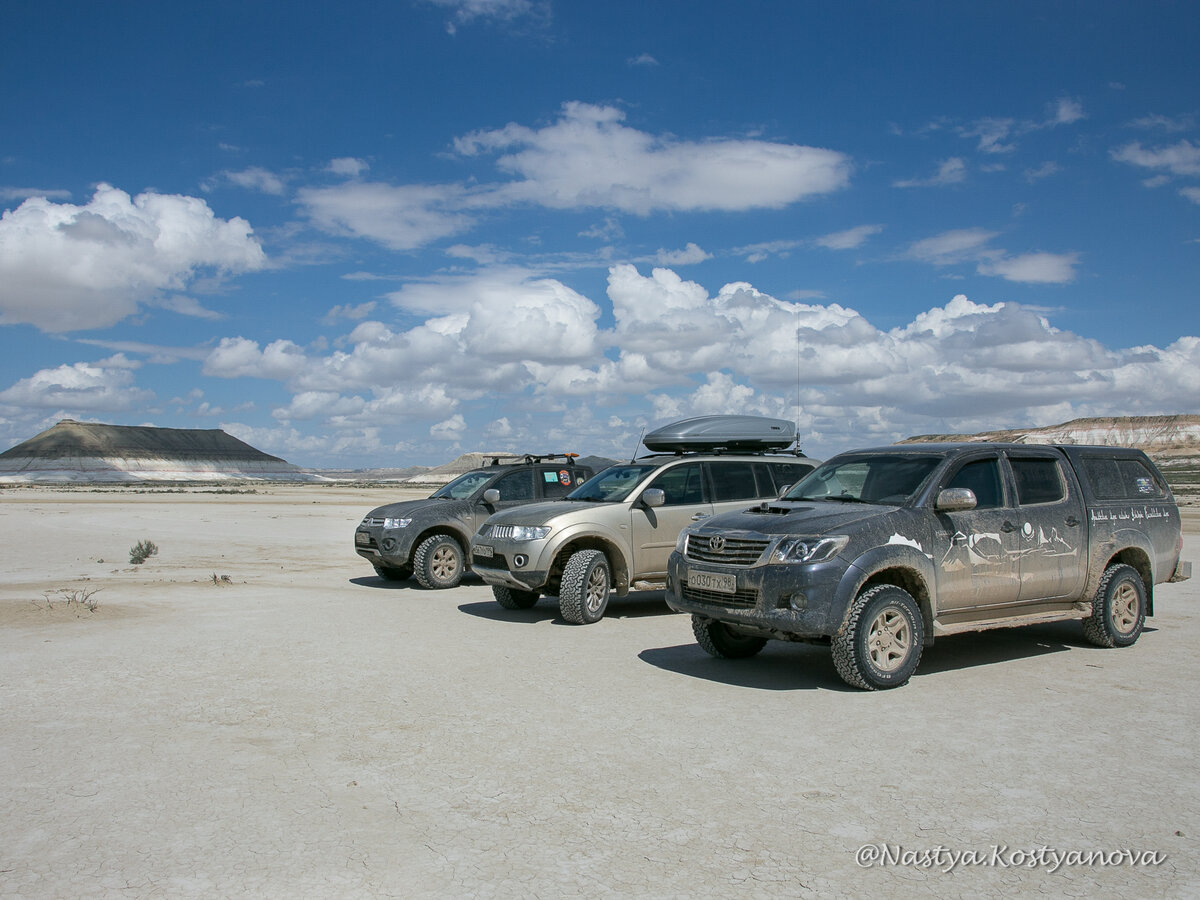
[{"xmin": 470, "ymin": 440, "xmax": 817, "ymax": 623}]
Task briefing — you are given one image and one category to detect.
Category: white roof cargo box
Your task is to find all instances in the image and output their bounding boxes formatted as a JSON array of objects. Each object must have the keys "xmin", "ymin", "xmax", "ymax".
[{"xmin": 642, "ymin": 415, "xmax": 798, "ymax": 452}]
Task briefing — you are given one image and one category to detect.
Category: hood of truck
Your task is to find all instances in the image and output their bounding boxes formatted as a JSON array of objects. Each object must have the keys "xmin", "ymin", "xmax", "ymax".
[
  {"xmin": 365, "ymin": 497, "xmax": 472, "ymax": 520},
  {"xmin": 696, "ymin": 501, "xmax": 895, "ymax": 536},
  {"xmin": 481, "ymin": 499, "xmax": 604, "ymax": 528}
]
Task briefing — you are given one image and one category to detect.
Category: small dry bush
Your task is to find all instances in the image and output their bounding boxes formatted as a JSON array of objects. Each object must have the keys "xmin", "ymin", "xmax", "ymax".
[
  {"xmin": 129, "ymin": 539, "xmax": 159, "ymax": 565},
  {"xmin": 36, "ymin": 587, "xmax": 103, "ymax": 613}
]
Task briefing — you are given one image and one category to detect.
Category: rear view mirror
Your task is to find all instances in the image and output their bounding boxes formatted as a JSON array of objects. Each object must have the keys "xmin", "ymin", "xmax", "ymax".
[
  {"xmin": 641, "ymin": 488, "xmax": 665, "ymax": 508},
  {"xmin": 936, "ymin": 488, "xmax": 977, "ymax": 512}
]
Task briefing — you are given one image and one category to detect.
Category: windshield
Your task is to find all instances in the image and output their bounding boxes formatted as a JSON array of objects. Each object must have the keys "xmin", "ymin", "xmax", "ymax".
[
  {"xmin": 567, "ymin": 464, "xmax": 660, "ymax": 502},
  {"xmin": 784, "ymin": 454, "xmax": 941, "ymax": 505},
  {"xmin": 430, "ymin": 470, "xmax": 495, "ymax": 500}
]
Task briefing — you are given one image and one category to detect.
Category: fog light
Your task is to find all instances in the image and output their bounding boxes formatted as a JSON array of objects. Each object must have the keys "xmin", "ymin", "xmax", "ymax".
[
  {"xmin": 514, "ymin": 554, "xmax": 528, "ymax": 568},
  {"xmin": 382, "ymin": 538, "xmax": 397, "ymax": 552},
  {"xmin": 789, "ymin": 592, "xmax": 808, "ymax": 611}
]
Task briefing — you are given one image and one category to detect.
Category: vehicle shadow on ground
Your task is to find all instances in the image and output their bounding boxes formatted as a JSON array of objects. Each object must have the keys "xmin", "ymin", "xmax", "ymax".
[
  {"xmin": 640, "ymin": 619, "xmax": 1154, "ymax": 691},
  {"xmin": 916, "ymin": 620, "xmax": 1157, "ymax": 675},
  {"xmin": 458, "ymin": 591, "xmax": 676, "ymax": 624},
  {"xmin": 349, "ymin": 573, "xmax": 485, "ymax": 591},
  {"xmin": 639, "ymin": 643, "xmax": 847, "ymax": 692}
]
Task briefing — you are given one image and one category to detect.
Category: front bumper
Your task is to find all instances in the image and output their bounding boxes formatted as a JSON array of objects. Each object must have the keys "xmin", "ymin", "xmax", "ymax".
[
  {"xmin": 666, "ymin": 553, "xmax": 845, "ymax": 639},
  {"xmin": 469, "ymin": 537, "xmax": 553, "ymax": 592},
  {"xmin": 354, "ymin": 526, "xmax": 418, "ymax": 569}
]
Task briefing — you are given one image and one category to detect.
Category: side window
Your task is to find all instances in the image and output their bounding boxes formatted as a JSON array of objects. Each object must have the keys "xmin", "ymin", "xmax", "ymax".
[
  {"xmin": 1118, "ymin": 459, "xmax": 1165, "ymax": 499},
  {"xmin": 649, "ymin": 463, "xmax": 705, "ymax": 506},
  {"xmin": 491, "ymin": 470, "xmax": 534, "ymax": 501},
  {"xmin": 1082, "ymin": 456, "xmax": 1123, "ymax": 500},
  {"xmin": 1010, "ymin": 457, "xmax": 1065, "ymax": 505},
  {"xmin": 945, "ymin": 458, "xmax": 1004, "ymax": 509},
  {"xmin": 540, "ymin": 468, "xmax": 575, "ymax": 499},
  {"xmin": 709, "ymin": 461, "xmax": 760, "ymax": 502}
]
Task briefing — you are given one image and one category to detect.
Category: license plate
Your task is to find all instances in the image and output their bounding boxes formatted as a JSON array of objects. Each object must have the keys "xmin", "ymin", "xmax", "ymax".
[
  {"xmin": 474, "ymin": 544, "xmax": 494, "ymax": 558},
  {"xmin": 355, "ymin": 532, "xmax": 370, "ymax": 545},
  {"xmin": 689, "ymin": 569, "xmax": 736, "ymax": 594}
]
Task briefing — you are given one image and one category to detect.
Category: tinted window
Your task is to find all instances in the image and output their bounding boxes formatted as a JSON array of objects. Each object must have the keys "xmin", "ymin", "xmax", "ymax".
[
  {"xmin": 650, "ymin": 462, "xmax": 705, "ymax": 505},
  {"xmin": 540, "ymin": 468, "xmax": 578, "ymax": 499},
  {"xmin": 491, "ymin": 470, "xmax": 534, "ymax": 501},
  {"xmin": 1084, "ymin": 456, "xmax": 1165, "ymax": 500},
  {"xmin": 1119, "ymin": 459, "xmax": 1165, "ymax": 499},
  {"xmin": 1011, "ymin": 458, "xmax": 1064, "ymax": 505},
  {"xmin": 709, "ymin": 461, "xmax": 759, "ymax": 502},
  {"xmin": 945, "ymin": 458, "xmax": 1004, "ymax": 509}
]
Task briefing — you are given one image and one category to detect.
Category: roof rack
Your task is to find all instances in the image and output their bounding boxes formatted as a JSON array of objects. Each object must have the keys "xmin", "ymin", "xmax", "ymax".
[
  {"xmin": 488, "ymin": 452, "xmax": 582, "ymax": 466},
  {"xmin": 641, "ymin": 415, "xmax": 800, "ymax": 454}
]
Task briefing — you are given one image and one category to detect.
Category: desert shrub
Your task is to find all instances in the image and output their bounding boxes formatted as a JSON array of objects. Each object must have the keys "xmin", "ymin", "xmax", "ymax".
[{"xmin": 129, "ymin": 539, "xmax": 159, "ymax": 565}]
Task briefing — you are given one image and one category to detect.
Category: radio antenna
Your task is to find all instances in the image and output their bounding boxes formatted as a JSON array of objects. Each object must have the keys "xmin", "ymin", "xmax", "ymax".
[{"xmin": 629, "ymin": 427, "xmax": 646, "ymax": 463}]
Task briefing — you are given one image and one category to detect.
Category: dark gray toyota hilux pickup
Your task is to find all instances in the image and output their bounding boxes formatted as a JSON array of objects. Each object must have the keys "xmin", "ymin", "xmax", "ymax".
[{"xmin": 666, "ymin": 443, "xmax": 1191, "ymax": 690}]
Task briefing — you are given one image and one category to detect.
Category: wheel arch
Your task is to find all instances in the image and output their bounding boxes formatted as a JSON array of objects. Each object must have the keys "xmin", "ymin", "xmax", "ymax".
[
  {"xmin": 835, "ymin": 548, "xmax": 935, "ymax": 644},
  {"xmin": 551, "ymin": 536, "xmax": 631, "ymax": 595},
  {"xmin": 413, "ymin": 524, "xmax": 472, "ymax": 564},
  {"xmin": 1103, "ymin": 544, "xmax": 1155, "ymax": 616}
]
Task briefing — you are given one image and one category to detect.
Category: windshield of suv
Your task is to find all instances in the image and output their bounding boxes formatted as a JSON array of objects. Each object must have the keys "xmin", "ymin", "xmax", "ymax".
[
  {"xmin": 430, "ymin": 470, "xmax": 495, "ymax": 500},
  {"xmin": 567, "ymin": 464, "xmax": 660, "ymax": 502},
  {"xmin": 784, "ymin": 454, "xmax": 941, "ymax": 505}
]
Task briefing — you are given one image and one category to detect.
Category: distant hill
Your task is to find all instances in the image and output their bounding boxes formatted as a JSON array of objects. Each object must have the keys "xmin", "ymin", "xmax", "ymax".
[
  {"xmin": 900, "ymin": 414, "xmax": 1200, "ymax": 456},
  {"xmin": 0, "ymin": 419, "xmax": 319, "ymax": 483}
]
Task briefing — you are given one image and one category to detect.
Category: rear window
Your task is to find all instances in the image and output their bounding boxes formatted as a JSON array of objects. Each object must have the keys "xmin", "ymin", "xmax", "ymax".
[
  {"xmin": 1011, "ymin": 457, "xmax": 1065, "ymax": 505},
  {"xmin": 1081, "ymin": 456, "xmax": 1166, "ymax": 500}
]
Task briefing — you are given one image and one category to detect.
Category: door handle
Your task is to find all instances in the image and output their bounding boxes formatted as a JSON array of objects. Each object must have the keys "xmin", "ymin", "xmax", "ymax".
[
  {"xmin": 1001, "ymin": 521, "xmax": 1017, "ymax": 533},
  {"xmin": 691, "ymin": 513, "xmax": 710, "ymax": 521},
  {"xmin": 1065, "ymin": 516, "xmax": 1080, "ymax": 527}
]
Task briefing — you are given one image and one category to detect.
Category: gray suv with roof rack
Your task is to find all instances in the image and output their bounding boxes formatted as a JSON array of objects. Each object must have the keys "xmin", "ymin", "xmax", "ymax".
[
  {"xmin": 354, "ymin": 453, "xmax": 594, "ymax": 589},
  {"xmin": 469, "ymin": 416, "xmax": 819, "ymax": 623}
]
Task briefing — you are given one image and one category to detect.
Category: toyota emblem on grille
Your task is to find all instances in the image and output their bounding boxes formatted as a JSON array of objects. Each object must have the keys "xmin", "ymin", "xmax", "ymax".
[{"xmin": 708, "ymin": 536, "xmax": 726, "ymax": 552}]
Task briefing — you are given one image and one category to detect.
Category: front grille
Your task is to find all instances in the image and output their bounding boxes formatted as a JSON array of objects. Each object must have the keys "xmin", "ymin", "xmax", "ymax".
[
  {"xmin": 361, "ymin": 517, "xmax": 386, "ymax": 527},
  {"xmin": 486, "ymin": 524, "xmax": 517, "ymax": 539},
  {"xmin": 682, "ymin": 584, "xmax": 759, "ymax": 609},
  {"xmin": 473, "ymin": 552, "xmax": 509, "ymax": 569},
  {"xmin": 685, "ymin": 534, "xmax": 771, "ymax": 566}
]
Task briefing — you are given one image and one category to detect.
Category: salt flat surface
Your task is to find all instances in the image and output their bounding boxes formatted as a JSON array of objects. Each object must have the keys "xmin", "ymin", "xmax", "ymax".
[{"xmin": 1, "ymin": 485, "xmax": 1197, "ymax": 898}]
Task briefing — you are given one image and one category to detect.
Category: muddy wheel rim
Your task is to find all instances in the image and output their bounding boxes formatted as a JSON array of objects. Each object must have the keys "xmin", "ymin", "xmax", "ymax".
[
  {"xmin": 1112, "ymin": 581, "xmax": 1140, "ymax": 635},
  {"xmin": 583, "ymin": 564, "xmax": 608, "ymax": 614},
  {"xmin": 867, "ymin": 607, "xmax": 911, "ymax": 672},
  {"xmin": 431, "ymin": 546, "xmax": 459, "ymax": 580}
]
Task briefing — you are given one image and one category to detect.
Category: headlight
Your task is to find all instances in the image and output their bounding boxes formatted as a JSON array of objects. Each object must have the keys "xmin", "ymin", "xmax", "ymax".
[
  {"xmin": 383, "ymin": 517, "xmax": 412, "ymax": 529},
  {"xmin": 675, "ymin": 529, "xmax": 694, "ymax": 553},
  {"xmin": 509, "ymin": 525, "xmax": 551, "ymax": 542},
  {"xmin": 772, "ymin": 535, "xmax": 848, "ymax": 564}
]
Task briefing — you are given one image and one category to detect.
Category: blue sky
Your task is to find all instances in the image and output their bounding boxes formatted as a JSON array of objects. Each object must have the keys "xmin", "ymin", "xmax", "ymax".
[{"xmin": 2, "ymin": 0, "xmax": 1198, "ymax": 467}]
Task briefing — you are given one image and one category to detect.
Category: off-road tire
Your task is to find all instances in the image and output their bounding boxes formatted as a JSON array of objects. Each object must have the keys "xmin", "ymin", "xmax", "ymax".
[
  {"xmin": 832, "ymin": 584, "xmax": 924, "ymax": 690},
  {"xmin": 692, "ymin": 616, "xmax": 767, "ymax": 658},
  {"xmin": 559, "ymin": 549, "xmax": 611, "ymax": 624},
  {"xmin": 372, "ymin": 563, "xmax": 413, "ymax": 581},
  {"xmin": 1082, "ymin": 563, "xmax": 1146, "ymax": 648},
  {"xmin": 492, "ymin": 585, "xmax": 540, "ymax": 609},
  {"xmin": 412, "ymin": 535, "xmax": 464, "ymax": 589}
]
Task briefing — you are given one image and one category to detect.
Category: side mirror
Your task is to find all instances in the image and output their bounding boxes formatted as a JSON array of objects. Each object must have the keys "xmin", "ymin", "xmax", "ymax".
[
  {"xmin": 776, "ymin": 483, "xmax": 793, "ymax": 498},
  {"xmin": 482, "ymin": 488, "xmax": 500, "ymax": 504},
  {"xmin": 936, "ymin": 487, "xmax": 977, "ymax": 512},
  {"xmin": 641, "ymin": 488, "xmax": 666, "ymax": 508}
]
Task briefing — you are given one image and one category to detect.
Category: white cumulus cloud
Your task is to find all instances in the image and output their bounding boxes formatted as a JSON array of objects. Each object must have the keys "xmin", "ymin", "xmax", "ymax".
[{"xmin": 0, "ymin": 184, "xmax": 266, "ymax": 332}]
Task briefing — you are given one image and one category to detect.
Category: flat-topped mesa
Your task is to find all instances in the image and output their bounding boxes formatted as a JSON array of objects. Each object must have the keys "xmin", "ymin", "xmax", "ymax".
[{"xmin": 0, "ymin": 420, "xmax": 320, "ymax": 483}]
